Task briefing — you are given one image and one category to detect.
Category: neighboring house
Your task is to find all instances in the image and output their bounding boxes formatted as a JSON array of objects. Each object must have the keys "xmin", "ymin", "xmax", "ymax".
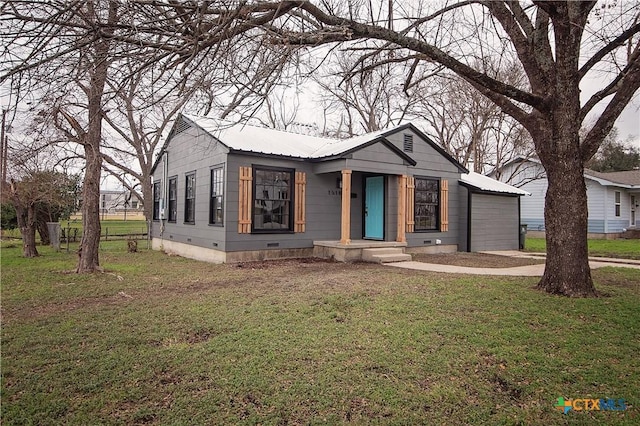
[
  {"xmin": 149, "ymin": 114, "xmax": 528, "ymax": 263},
  {"xmin": 99, "ymin": 190, "xmax": 143, "ymax": 215},
  {"xmin": 494, "ymin": 157, "xmax": 640, "ymax": 237}
]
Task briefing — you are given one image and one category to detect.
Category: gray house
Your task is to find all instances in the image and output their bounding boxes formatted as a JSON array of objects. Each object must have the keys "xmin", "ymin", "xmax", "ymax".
[{"xmin": 150, "ymin": 114, "xmax": 527, "ymax": 263}]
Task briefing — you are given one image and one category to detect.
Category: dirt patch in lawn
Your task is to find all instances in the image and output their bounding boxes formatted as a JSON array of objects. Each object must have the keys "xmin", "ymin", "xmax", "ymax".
[{"xmin": 411, "ymin": 252, "xmax": 546, "ymax": 268}]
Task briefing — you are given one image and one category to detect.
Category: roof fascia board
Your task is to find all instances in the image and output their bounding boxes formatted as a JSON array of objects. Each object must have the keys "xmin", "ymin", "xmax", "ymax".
[{"xmin": 227, "ymin": 150, "xmax": 308, "ymax": 162}]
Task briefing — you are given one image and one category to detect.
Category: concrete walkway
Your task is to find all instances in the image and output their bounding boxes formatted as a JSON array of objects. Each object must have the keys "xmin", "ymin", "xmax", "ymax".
[{"xmin": 387, "ymin": 251, "xmax": 640, "ymax": 276}]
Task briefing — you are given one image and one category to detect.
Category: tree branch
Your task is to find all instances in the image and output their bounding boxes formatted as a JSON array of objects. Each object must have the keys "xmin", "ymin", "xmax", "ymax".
[
  {"xmin": 581, "ymin": 53, "xmax": 640, "ymax": 161},
  {"xmin": 579, "ymin": 21, "xmax": 640, "ymax": 79}
]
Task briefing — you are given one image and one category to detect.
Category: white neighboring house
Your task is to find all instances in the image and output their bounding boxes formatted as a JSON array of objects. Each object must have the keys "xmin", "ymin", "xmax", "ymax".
[
  {"xmin": 493, "ymin": 157, "xmax": 640, "ymax": 237},
  {"xmin": 100, "ymin": 190, "xmax": 143, "ymax": 214}
]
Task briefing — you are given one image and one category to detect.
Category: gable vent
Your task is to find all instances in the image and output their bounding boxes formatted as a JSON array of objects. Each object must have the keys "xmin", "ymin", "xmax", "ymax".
[
  {"xmin": 169, "ymin": 118, "xmax": 192, "ymax": 138},
  {"xmin": 403, "ymin": 134, "xmax": 413, "ymax": 153}
]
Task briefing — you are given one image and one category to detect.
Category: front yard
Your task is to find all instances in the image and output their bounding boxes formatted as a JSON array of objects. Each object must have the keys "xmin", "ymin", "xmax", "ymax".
[{"xmin": 2, "ymin": 243, "xmax": 639, "ymax": 424}]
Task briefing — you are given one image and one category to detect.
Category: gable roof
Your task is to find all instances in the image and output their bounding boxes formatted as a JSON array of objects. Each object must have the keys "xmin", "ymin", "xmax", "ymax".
[
  {"xmin": 584, "ymin": 169, "xmax": 640, "ymax": 187},
  {"xmin": 152, "ymin": 114, "xmax": 468, "ymax": 173},
  {"xmin": 494, "ymin": 156, "xmax": 640, "ymax": 189},
  {"xmin": 460, "ymin": 171, "xmax": 530, "ymax": 196}
]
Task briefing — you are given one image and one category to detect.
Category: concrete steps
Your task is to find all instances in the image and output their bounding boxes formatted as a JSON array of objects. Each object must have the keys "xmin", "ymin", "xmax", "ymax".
[{"xmin": 362, "ymin": 247, "xmax": 412, "ymax": 263}]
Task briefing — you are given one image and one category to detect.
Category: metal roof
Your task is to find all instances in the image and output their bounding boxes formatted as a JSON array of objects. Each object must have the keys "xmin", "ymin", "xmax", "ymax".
[
  {"xmin": 460, "ymin": 171, "xmax": 530, "ymax": 196},
  {"xmin": 183, "ymin": 114, "xmax": 332, "ymax": 158},
  {"xmin": 182, "ymin": 115, "xmax": 416, "ymax": 166}
]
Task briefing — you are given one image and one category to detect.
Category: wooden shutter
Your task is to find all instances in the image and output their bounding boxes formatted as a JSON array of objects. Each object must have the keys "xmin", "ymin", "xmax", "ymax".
[
  {"xmin": 397, "ymin": 175, "xmax": 406, "ymax": 242},
  {"xmin": 440, "ymin": 179, "xmax": 449, "ymax": 232},
  {"xmin": 238, "ymin": 166, "xmax": 252, "ymax": 233},
  {"xmin": 406, "ymin": 176, "xmax": 415, "ymax": 233},
  {"xmin": 294, "ymin": 172, "xmax": 306, "ymax": 233}
]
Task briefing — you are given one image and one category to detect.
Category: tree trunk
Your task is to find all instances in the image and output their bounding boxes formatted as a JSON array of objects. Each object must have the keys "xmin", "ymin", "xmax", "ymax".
[
  {"xmin": 77, "ymin": 143, "xmax": 102, "ymax": 272},
  {"xmin": 15, "ymin": 204, "xmax": 38, "ymax": 257},
  {"xmin": 534, "ymin": 94, "xmax": 597, "ymax": 297},
  {"xmin": 76, "ymin": 23, "xmax": 111, "ymax": 272},
  {"xmin": 36, "ymin": 216, "xmax": 50, "ymax": 246},
  {"xmin": 537, "ymin": 162, "xmax": 596, "ymax": 296},
  {"xmin": 142, "ymin": 176, "xmax": 152, "ymax": 221}
]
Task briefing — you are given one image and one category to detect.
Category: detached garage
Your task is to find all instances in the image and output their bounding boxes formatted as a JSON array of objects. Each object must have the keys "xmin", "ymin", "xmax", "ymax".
[{"xmin": 459, "ymin": 172, "xmax": 530, "ymax": 252}]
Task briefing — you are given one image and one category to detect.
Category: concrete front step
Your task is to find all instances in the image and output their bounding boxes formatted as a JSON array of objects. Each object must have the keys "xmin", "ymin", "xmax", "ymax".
[{"xmin": 362, "ymin": 248, "xmax": 412, "ymax": 263}]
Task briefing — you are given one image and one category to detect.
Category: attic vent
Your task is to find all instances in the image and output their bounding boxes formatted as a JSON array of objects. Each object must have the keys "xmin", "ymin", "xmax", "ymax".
[
  {"xmin": 170, "ymin": 118, "xmax": 192, "ymax": 137},
  {"xmin": 403, "ymin": 134, "xmax": 413, "ymax": 152}
]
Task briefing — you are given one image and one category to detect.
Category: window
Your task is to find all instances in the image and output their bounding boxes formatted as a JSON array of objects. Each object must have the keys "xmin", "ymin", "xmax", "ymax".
[
  {"xmin": 168, "ymin": 177, "xmax": 177, "ymax": 222},
  {"xmin": 615, "ymin": 191, "xmax": 621, "ymax": 217},
  {"xmin": 209, "ymin": 167, "xmax": 224, "ymax": 225},
  {"xmin": 184, "ymin": 173, "xmax": 196, "ymax": 223},
  {"xmin": 152, "ymin": 182, "xmax": 161, "ymax": 220},
  {"xmin": 403, "ymin": 134, "xmax": 413, "ymax": 153},
  {"xmin": 414, "ymin": 178, "xmax": 439, "ymax": 230},
  {"xmin": 253, "ymin": 167, "xmax": 293, "ymax": 232}
]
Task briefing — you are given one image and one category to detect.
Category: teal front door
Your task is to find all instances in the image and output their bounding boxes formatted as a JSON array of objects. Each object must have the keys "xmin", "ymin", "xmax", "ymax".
[{"xmin": 364, "ymin": 176, "xmax": 384, "ymax": 240}]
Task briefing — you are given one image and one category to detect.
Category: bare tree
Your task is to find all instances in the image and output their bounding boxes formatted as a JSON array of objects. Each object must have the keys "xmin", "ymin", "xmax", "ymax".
[
  {"xmin": 412, "ymin": 58, "xmax": 534, "ymax": 173},
  {"xmin": 99, "ymin": 58, "xmax": 217, "ymax": 220},
  {"xmin": 2, "ymin": 1, "xmax": 293, "ymax": 271},
  {"xmin": 2, "ymin": 1, "xmax": 120, "ymax": 271},
  {"xmin": 252, "ymin": 87, "xmax": 302, "ymax": 130},
  {"xmin": 3, "ymin": 171, "xmax": 78, "ymax": 257},
  {"xmin": 314, "ymin": 51, "xmax": 423, "ymax": 137}
]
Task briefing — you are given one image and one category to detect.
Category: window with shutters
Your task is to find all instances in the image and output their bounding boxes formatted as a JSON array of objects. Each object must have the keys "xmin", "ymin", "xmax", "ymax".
[
  {"xmin": 253, "ymin": 167, "xmax": 294, "ymax": 232},
  {"xmin": 615, "ymin": 191, "xmax": 621, "ymax": 217},
  {"xmin": 209, "ymin": 166, "xmax": 224, "ymax": 225},
  {"xmin": 168, "ymin": 177, "xmax": 177, "ymax": 222},
  {"xmin": 414, "ymin": 177, "xmax": 439, "ymax": 231}
]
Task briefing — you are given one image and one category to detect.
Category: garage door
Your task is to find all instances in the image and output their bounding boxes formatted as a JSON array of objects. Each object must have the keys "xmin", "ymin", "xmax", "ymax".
[{"xmin": 470, "ymin": 193, "xmax": 519, "ymax": 251}]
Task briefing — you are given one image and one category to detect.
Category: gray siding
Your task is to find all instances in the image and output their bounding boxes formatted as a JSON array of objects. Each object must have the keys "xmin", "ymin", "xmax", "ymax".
[
  {"xmin": 458, "ymin": 185, "xmax": 469, "ymax": 252},
  {"xmin": 150, "ymin": 125, "xmax": 229, "ymax": 253},
  {"xmin": 470, "ymin": 193, "xmax": 519, "ymax": 251},
  {"xmin": 389, "ymin": 129, "xmax": 465, "ymax": 250}
]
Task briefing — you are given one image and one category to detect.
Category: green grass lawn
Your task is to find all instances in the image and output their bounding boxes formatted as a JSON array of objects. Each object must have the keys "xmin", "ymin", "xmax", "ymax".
[
  {"xmin": 525, "ymin": 237, "xmax": 640, "ymax": 260},
  {"xmin": 2, "ymin": 245, "xmax": 639, "ymax": 424}
]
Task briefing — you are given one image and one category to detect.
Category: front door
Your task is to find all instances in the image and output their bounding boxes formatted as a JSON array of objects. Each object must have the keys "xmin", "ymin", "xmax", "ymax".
[
  {"xmin": 632, "ymin": 195, "xmax": 637, "ymax": 227},
  {"xmin": 364, "ymin": 176, "xmax": 384, "ymax": 239}
]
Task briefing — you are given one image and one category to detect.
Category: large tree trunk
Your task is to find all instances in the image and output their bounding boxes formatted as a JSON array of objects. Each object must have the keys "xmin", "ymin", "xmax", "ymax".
[
  {"xmin": 534, "ymin": 88, "xmax": 598, "ymax": 297},
  {"xmin": 537, "ymin": 161, "xmax": 596, "ymax": 296},
  {"xmin": 15, "ymin": 204, "xmax": 38, "ymax": 257}
]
